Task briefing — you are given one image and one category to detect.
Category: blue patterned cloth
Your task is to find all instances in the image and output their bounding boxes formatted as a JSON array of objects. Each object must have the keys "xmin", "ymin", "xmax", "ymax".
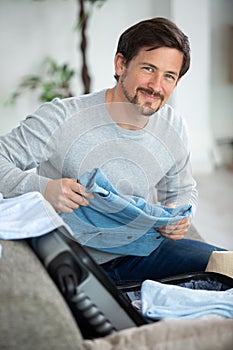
[{"xmin": 61, "ymin": 168, "xmax": 192, "ymax": 256}]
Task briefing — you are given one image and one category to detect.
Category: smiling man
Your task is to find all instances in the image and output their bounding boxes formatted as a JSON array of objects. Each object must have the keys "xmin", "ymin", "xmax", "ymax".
[
  {"xmin": 111, "ymin": 47, "xmax": 182, "ymax": 116},
  {"xmin": 0, "ymin": 17, "xmax": 226, "ymax": 285}
]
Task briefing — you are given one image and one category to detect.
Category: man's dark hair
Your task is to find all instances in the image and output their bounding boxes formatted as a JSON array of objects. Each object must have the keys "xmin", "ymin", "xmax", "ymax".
[{"xmin": 114, "ymin": 17, "xmax": 190, "ymax": 81}]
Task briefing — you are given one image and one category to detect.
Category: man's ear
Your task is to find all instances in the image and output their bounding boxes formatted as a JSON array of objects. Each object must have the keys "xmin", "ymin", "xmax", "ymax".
[{"xmin": 114, "ymin": 53, "xmax": 126, "ymax": 78}]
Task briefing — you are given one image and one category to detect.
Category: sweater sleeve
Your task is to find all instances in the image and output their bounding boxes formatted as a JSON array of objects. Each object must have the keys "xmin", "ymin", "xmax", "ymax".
[
  {"xmin": 155, "ymin": 108, "xmax": 198, "ymax": 216},
  {"xmin": 0, "ymin": 98, "xmax": 68, "ymax": 198},
  {"xmin": 156, "ymin": 152, "xmax": 198, "ymax": 216}
]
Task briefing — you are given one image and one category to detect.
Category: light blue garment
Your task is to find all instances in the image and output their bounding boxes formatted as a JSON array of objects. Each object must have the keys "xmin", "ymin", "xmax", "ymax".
[
  {"xmin": 141, "ymin": 279, "xmax": 233, "ymax": 320},
  {"xmin": 61, "ymin": 168, "xmax": 192, "ymax": 256}
]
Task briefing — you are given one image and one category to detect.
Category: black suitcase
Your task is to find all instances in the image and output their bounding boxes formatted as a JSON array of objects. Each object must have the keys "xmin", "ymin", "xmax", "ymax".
[
  {"xmin": 29, "ymin": 228, "xmax": 233, "ymax": 339},
  {"xmin": 29, "ymin": 228, "xmax": 146, "ymax": 339}
]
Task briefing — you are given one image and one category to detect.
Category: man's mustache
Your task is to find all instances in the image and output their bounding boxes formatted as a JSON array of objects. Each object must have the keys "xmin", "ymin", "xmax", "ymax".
[{"xmin": 137, "ymin": 88, "xmax": 164, "ymax": 102}]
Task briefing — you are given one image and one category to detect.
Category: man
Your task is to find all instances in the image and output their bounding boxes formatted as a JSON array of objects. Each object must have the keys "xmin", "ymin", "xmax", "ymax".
[{"xmin": 0, "ymin": 17, "xmax": 225, "ymax": 285}]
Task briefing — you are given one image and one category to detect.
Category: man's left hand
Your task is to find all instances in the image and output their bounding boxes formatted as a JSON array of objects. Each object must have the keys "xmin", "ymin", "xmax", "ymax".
[{"xmin": 157, "ymin": 217, "xmax": 190, "ymax": 240}]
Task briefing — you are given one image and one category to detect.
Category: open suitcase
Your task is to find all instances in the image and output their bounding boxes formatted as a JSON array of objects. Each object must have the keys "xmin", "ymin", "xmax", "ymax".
[{"xmin": 29, "ymin": 228, "xmax": 233, "ymax": 339}]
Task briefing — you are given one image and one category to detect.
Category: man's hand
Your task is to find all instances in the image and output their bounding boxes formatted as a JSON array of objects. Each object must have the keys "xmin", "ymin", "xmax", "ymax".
[
  {"xmin": 44, "ymin": 178, "xmax": 93, "ymax": 213},
  {"xmin": 157, "ymin": 203, "xmax": 191, "ymax": 240}
]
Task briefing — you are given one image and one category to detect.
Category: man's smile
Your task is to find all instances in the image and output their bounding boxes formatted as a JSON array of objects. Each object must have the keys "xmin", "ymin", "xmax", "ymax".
[{"xmin": 137, "ymin": 87, "xmax": 164, "ymax": 103}]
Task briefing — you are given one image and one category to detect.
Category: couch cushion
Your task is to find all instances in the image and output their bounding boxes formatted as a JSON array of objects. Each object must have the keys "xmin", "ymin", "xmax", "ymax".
[
  {"xmin": 83, "ymin": 318, "xmax": 233, "ymax": 350},
  {"xmin": 0, "ymin": 239, "xmax": 84, "ymax": 350},
  {"xmin": 186, "ymin": 224, "xmax": 204, "ymax": 241}
]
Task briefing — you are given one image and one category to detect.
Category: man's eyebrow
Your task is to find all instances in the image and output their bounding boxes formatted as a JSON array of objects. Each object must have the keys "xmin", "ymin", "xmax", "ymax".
[{"xmin": 139, "ymin": 62, "xmax": 179, "ymax": 77}]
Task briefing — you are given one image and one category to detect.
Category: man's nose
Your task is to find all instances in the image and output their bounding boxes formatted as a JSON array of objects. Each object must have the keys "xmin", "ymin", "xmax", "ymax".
[{"xmin": 148, "ymin": 74, "xmax": 163, "ymax": 93}]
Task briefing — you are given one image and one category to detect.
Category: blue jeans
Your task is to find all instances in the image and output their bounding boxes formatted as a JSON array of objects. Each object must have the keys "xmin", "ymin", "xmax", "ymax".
[{"xmin": 100, "ymin": 238, "xmax": 227, "ymax": 286}]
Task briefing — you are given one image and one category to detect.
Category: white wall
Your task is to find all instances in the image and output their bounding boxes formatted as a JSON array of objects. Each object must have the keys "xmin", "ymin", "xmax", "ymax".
[
  {"xmin": 210, "ymin": 0, "xmax": 233, "ymax": 140},
  {"xmin": 0, "ymin": 0, "xmax": 232, "ymax": 173},
  {"xmin": 0, "ymin": 0, "xmax": 78, "ymax": 133},
  {"xmin": 0, "ymin": 0, "xmax": 154, "ymax": 133},
  {"xmin": 171, "ymin": 0, "xmax": 214, "ymax": 172}
]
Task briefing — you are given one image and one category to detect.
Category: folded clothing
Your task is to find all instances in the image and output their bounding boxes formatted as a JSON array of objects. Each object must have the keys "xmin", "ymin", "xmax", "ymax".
[
  {"xmin": 141, "ymin": 279, "xmax": 233, "ymax": 320},
  {"xmin": 0, "ymin": 191, "xmax": 71, "ymax": 241},
  {"xmin": 178, "ymin": 279, "xmax": 229, "ymax": 291},
  {"xmin": 61, "ymin": 168, "xmax": 192, "ymax": 255}
]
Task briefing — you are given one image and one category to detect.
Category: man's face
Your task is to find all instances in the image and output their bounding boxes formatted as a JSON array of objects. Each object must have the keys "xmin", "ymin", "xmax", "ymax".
[{"xmin": 115, "ymin": 47, "xmax": 183, "ymax": 116}]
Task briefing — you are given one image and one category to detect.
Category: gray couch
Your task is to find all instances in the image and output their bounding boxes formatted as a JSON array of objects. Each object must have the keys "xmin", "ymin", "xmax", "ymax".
[{"xmin": 1, "ymin": 227, "xmax": 233, "ymax": 350}]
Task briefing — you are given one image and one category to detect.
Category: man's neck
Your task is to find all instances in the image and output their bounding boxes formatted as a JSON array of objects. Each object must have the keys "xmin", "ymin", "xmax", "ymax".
[{"xmin": 105, "ymin": 87, "xmax": 149, "ymax": 130}]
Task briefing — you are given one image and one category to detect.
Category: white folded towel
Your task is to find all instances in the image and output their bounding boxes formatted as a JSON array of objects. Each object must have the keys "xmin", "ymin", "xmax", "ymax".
[{"xmin": 0, "ymin": 191, "xmax": 72, "ymax": 256}]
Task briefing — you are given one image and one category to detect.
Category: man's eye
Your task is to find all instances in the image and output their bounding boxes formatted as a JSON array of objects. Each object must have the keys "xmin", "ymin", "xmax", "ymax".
[
  {"xmin": 143, "ymin": 66, "xmax": 153, "ymax": 73},
  {"xmin": 165, "ymin": 73, "xmax": 176, "ymax": 81}
]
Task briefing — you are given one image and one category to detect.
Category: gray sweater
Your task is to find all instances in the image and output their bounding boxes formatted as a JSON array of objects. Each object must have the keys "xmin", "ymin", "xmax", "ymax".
[{"xmin": 0, "ymin": 89, "xmax": 198, "ymax": 263}]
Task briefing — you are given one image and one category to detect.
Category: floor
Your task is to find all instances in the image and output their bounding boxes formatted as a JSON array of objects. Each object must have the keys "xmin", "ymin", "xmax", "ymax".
[{"xmin": 193, "ymin": 166, "xmax": 233, "ymax": 250}]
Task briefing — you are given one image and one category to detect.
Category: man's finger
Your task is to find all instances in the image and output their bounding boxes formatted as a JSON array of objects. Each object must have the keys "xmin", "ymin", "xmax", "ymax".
[
  {"xmin": 162, "ymin": 233, "xmax": 185, "ymax": 241},
  {"xmin": 71, "ymin": 180, "xmax": 94, "ymax": 199}
]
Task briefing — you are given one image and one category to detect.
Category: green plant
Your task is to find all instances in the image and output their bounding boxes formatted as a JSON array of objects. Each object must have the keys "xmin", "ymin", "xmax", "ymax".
[{"xmin": 6, "ymin": 57, "xmax": 76, "ymax": 104}]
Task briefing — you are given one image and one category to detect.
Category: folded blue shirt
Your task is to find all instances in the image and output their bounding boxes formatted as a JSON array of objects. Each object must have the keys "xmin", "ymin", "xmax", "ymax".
[
  {"xmin": 61, "ymin": 168, "xmax": 192, "ymax": 256},
  {"xmin": 141, "ymin": 279, "xmax": 233, "ymax": 320}
]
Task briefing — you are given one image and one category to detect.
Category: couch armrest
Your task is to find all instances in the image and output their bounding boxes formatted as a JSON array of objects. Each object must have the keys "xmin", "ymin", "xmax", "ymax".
[
  {"xmin": 0, "ymin": 239, "xmax": 83, "ymax": 350},
  {"xmin": 186, "ymin": 224, "xmax": 204, "ymax": 241}
]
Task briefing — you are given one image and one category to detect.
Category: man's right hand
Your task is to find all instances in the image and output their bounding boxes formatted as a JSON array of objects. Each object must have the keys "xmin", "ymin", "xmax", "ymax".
[{"xmin": 44, "ymin": 178, "xmax": 93, "ymax": 213}]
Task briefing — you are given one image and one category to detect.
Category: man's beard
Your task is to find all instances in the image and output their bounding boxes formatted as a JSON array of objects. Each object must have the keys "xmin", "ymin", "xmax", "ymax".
[{"xmin": 121, "ymin": 79, "xmax": 164, "ymax": 116}]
